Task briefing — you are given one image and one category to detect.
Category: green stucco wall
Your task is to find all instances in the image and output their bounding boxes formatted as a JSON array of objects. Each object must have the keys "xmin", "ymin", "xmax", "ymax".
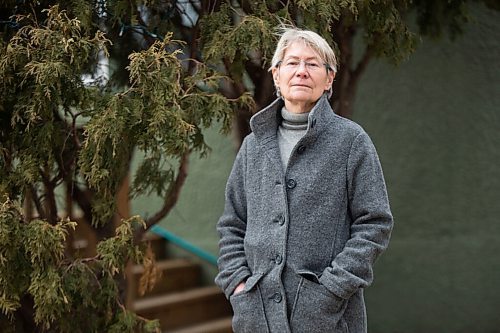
[
  {"xmin": 132, "ymin": 4, "xmax": 500, "ymax": 331},
  {"xmin": 132, "ymin": 125, "xmax": 235, "ymax": 256},
  {"xmin": 355, "ymin": 4, "xmax": 500, "ymax": 332}
]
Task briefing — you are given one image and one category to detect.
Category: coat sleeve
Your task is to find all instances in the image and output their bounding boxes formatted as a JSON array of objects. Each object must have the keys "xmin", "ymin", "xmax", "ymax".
[
  {"xmin": 214, "ymin": 137, "xmax": 252, "ymax": 299},
  {"xmin": 319, "ymin": 131, "xmax": 394, "ymax": 299}
]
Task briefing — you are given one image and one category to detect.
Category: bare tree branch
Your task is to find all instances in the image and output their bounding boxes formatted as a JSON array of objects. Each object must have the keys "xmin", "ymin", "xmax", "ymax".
[
  {"xmin": 351, "ymin": 43, "xmax": 374, "ymax": 88},
  {"xmin": 69, "ymin": 183, "xmax": 93, "ymax": 223},
  {"xmin": 30, "ymin": 185, "xmax": 46, "ymax": 220},
  {"xmin": 135, "ymin": 151, "xmax": 190, "ymax": 243},
  {"xmin": 244, "ymin": 59, "xmax": 275, "ymax": 110},
  {"xmin": 39, "ymin": 167, "xmax": 58, "ymax": 224},
  {"xmin": 331, "ymin": 15, "xmax": 357, "ymax": 118},
  {"xmin": 221, "ymin": 57, "xmax": 253, "ymax": 146}
]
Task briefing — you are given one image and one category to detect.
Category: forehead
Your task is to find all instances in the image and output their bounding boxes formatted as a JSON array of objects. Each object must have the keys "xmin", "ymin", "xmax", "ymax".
[{"xmin": 282, "ymin": 41, "xmax": 322, "ymax": 60}]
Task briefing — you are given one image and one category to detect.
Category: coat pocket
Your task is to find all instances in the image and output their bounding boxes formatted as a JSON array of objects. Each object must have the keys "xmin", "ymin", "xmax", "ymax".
[
  {"xmin": 229, "ymin": 273, "xmax": 269, "ymax": 333},
  {"xmin": 289, "ymin": 273, "xmax": 348, "ymax": 333}
]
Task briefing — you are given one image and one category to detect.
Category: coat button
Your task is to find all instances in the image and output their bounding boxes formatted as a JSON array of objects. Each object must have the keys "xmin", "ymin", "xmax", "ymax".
[
  {"xmin": 273, "ymin": 215, "xmax": 284, "ymax": 225},
  {"xmin": 297, "ymin": 145, "xmax": 306, "ymax": 154},
  {"xmin": 286, "ymin": 179, "xmax": 297, "ymax": 189},
  {"xmin": 272, "ymin": 292, "xmax": 282, "ymax": 303},
  {"xmin": 275, "ymin": 254, "xmax": 282, "ymax": 264}
]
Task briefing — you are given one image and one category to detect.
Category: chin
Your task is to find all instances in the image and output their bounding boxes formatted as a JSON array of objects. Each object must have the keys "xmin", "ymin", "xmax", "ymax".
[{"xmin": 286, "ymin": 93, "xmax": 313, "ymax": 103}]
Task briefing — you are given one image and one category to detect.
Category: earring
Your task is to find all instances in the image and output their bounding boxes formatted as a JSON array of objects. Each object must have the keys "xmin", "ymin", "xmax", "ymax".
[
  {"xmin": 327, "ymin": 86, "xmax": 333, "ymax": 98},
  {"xmin": 275, "ymin": 85, "xmax": 282, "ymax": 98}
]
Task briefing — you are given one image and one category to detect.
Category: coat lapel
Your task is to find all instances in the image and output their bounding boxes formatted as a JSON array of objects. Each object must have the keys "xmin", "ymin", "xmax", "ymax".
[{"xmin": 249, "ymin": 94, "xmax": 335, "ymax": 177}]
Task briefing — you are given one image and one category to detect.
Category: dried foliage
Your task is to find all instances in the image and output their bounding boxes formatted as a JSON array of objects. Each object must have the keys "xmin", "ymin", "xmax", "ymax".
[{"xmin": 138, "ymin": 244, "xmax": 161, "ymax": 297}]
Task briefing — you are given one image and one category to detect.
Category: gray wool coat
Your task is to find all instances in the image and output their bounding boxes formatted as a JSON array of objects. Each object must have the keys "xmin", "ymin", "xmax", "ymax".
[{"xmin": 215, "ymin": 94, "xmax": 393, "ymax": 333}]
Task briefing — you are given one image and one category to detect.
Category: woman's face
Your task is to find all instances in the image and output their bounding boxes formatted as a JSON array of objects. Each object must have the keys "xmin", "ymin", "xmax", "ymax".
[{"xmin": 272, "ymin": 42, "xmax": 335, "ymax": 113}]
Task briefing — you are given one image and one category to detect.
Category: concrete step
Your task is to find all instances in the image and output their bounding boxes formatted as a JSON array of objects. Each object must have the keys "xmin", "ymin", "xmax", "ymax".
[
  {"xmin": 134, "ymin": 285, "xmax": 232, "ymax": 331},
  {"xmin": 131, "ymin": 258, "xmax": 201, "ymax": 299},
  {"xmin": 165, "ymin": 316, "xmax": 232, "ymax": 333}
]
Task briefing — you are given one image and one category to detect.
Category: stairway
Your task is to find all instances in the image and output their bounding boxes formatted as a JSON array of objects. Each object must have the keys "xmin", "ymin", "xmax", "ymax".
[{"xmin": 131, "ymin": 234, "xmax": 233, "ymax": 333}]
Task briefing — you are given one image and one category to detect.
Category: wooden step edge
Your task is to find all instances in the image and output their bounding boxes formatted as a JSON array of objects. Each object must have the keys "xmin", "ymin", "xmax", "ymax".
[
  {"xmin": 132, "ymin": 258, "xmax": 196, "ymax": 274},
  {"xmin": 133, "ymin": 286, "xmax": 224, "ymax": 311},
  {"xmin": 165, "ymin": 316, "xmax": 232, "ymax": 333}
]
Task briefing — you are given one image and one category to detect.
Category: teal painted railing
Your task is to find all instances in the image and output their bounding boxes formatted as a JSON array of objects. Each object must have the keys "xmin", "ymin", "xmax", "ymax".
[{"xmin": 150, "ymin": 225, "xmax": 218, "ymax": 266}]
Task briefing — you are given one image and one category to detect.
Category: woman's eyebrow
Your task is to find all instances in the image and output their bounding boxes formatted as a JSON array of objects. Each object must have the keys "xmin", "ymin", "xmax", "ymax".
[
  {"xmin": 285, "ymin": 55, "xmax": 319, "ymax": 60},
  {"xmin": 283, "ymin": 55, "xmax": 320, "ymax": 61}
]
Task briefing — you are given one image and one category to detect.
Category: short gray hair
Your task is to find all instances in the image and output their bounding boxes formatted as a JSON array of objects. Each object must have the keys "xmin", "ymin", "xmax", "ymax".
[{"xmin": 270, "ymin": 27, "xmax": 338, "ymax": 73}]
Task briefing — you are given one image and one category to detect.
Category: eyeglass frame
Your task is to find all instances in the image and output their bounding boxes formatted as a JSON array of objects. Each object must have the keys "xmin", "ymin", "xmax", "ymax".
[{"xmin": 275, "ymin": 59, "xmax": 333, "ymax": 73}]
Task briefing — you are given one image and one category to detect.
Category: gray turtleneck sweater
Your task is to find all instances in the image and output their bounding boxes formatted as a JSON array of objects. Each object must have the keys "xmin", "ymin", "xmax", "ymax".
[{"xmin": 277, "ymin": 107, "xmax": 310, "ymax": 170}]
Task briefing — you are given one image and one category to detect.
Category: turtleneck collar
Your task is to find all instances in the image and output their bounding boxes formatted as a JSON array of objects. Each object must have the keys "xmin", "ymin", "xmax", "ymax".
[
  {"xmin": 280, "ymin": 107, "xmax": 309, "ymax": 130},
  {"xmin": 249, "ymin": 93, "xmax": 334, "ymax": 144}
]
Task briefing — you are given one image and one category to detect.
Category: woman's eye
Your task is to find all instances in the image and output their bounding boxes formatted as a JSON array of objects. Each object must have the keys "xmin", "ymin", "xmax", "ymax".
[
  {"xmin": 287, "ymin": 61, "xmax": 299, "ymax": 66},
  {"xmin": 308, "ymin": 62, "xmax": 320, "ymax": 68}
]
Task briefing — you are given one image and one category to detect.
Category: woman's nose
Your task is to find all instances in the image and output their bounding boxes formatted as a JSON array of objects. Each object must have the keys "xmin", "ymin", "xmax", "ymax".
[{"xmin": 295, "ymin": 62, "xmax": 309, "ymax": 77}]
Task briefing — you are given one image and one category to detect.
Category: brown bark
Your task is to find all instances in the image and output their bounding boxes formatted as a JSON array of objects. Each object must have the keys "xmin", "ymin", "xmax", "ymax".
[
  {"xmin": 229, "ymin": 59, "xmax": 276, "ymax": 147},
  {"xmin": 29, "ymin": 185, "xmax": 45, "ymax": 220},
  {"xmin": 331, "ymin": 16, "xmax": 355, "ymax": 119},
  {"xmin": 39, "ymin": 167, "xmax": 58, "ymax": 224},
  {"xmin": 245, "ymin": 60, "xmax": 276, "ymax": 111},
  {"xmin": 219, "ymin": 57, "xmax": 253, "ymax": 147},
  {"xmin": 17, "ymin": 296, "xmax": 37, "ymax": 333},
  {"xmin": 331, "ymin": 16, "xmax": 373, "ymax": 119}
]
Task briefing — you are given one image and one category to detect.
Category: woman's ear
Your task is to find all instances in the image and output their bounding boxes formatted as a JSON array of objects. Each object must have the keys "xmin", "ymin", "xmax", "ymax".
[
  {"xmin": 272, "ymin": 67, "xmax": 279, "ymax": 85},
  {"xmin": 326, "ymin": 71, "xmax": 335, "ymax": 90}
]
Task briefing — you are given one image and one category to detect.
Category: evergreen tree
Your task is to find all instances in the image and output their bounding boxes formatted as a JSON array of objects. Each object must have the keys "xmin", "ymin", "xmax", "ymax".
[
  {"xmin": 0, "ymin": 0, "xmax": 497, "ymax": 331},
  {"xmin": 0, "ymin": 1, "xmax": 250, "ymax": 331}
]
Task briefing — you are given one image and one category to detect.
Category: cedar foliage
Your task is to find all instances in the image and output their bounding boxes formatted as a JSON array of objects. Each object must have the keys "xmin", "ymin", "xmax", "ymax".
[
  {"xmin": 0, "ymin": 0, "xmax": 496, "ymax": 332},
  {"xmin": 0, "ymin": 1, "xmax": 250, "ymax": 332}
]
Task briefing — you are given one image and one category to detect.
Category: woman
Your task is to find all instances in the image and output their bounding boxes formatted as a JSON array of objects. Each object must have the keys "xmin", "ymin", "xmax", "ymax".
[{"xmin": 215, "ymin": 27, "xmax": 394, "ymax": 333}]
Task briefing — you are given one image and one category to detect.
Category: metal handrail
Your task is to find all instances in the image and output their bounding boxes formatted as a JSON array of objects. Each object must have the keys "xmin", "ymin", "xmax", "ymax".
[{"xmin": 150, "ymin": 225, "xmax": 218, "ymax": 266}]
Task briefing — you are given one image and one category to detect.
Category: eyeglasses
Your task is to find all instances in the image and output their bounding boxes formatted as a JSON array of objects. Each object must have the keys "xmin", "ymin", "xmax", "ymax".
[{"xmin": 276, "ymin": 59, "xmax": 332, "ymax": 73}]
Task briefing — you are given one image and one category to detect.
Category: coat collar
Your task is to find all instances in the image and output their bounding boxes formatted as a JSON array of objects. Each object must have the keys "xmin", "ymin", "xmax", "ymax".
[{"xmin": 249, "ymin": 93, "xmax": 335, "ymax": 144}]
